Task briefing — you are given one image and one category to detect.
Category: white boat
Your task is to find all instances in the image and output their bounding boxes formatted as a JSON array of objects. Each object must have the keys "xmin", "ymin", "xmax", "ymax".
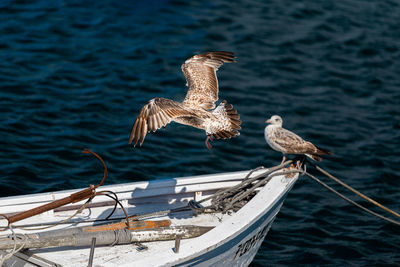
[{"xmin": 0, "ymin": 167, "xmax": 298, "ymax": 267}]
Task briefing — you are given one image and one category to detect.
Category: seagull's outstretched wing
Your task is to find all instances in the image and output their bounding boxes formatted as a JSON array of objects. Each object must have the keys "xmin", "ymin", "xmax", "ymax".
[
  {"xmin": 129, "ymin": 98, "xmax": 196, "ymax": 147},
  {"xmin": 181, "ymin": 51, "xmax": 235, "ymax": 110}
]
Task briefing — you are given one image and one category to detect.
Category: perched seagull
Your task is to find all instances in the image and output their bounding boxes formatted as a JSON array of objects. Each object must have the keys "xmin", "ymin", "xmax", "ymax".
[
  {"xmin": 264, "ymin": 115, "xmax": 332, "ymax": 163},
  {"xmin": 129, "ymin": 51, "xmax": 241, "ymax": 150}
]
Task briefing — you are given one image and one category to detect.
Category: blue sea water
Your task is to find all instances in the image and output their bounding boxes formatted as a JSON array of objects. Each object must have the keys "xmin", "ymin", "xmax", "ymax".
[{"xmin": 0, "ymin": 0, "xmax": 399, "ymax": 265}]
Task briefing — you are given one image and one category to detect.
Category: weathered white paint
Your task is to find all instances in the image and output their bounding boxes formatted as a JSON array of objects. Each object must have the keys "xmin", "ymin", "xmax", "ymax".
[{"xmin": 0, "ymin": 169, "xmax": 298, "ymax": 267}]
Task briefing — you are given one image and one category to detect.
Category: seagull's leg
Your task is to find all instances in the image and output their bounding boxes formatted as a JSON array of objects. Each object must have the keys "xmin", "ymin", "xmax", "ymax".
[
  {"xmin": 205, "ymin": 135, "xmax": 214, "ymax": 150},
  {"xmin": 280, "ymin": 154, "xmax": 287, "ymax": 165}
]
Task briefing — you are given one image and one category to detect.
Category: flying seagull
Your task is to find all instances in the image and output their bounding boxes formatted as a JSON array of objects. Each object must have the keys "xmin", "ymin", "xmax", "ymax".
[
  {"xmin": 264, "ymin": 115, "xmax": 332, "ymax": 163},
  {"xmin": 129, "ymin": 51, "xmax": 241, "ymax": 149}
]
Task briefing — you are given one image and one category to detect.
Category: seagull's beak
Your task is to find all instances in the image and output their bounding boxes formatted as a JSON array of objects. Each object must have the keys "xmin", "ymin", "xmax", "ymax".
[{"xmin": 265, "ymin": 119, "xmax": 272, "ymax": 124}]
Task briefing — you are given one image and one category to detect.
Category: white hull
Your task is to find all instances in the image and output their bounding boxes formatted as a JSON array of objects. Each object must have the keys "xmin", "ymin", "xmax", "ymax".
[{"xmin": 0, "ymin": 169, "xmax": 298, "ymax": 267}]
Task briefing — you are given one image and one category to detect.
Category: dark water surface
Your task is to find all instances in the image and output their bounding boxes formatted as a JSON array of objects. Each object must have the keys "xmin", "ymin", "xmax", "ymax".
[{"xmin": 1, "ymin": 0, "xmax": 399, "ymax": 265}]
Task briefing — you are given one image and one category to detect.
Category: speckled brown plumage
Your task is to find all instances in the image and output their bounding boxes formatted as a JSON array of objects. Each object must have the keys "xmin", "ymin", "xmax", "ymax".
[
  {"xmin": 182, "ymin": 51, "xmax": 235, "ymax": 110},
  {"xmin": 264, "ymin": 115, "xmax": 332, "ymax": 162},
  {"xmin": 129, "ymin": 52, "xmax": 241, "ymax": 147}
]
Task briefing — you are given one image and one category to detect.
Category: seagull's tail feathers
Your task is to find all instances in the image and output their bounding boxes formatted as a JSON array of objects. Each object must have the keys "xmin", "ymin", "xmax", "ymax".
[
  {"xmin": 315, "ymin": 146, "xmax": 333, "ymax": 156},
  {"xmin": 210, "ymin": 100, "xmax": 242, "ymax": 139},
  {"xmin": 223, "ymin": 100, "xmax": 242, "ymax": 131},
  {"xmin": 306, "ymin": 146, "xmax": 332, "ymax": 162}
]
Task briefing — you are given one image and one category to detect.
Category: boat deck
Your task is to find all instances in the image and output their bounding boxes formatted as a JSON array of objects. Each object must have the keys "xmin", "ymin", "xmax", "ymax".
[
  {"xmin": 0, "ymin": 168, "xmax": 299, "ymax": 267},
  {"xmin": 32, "ymin": 211, "xmax": 230, "ymax": 266}
]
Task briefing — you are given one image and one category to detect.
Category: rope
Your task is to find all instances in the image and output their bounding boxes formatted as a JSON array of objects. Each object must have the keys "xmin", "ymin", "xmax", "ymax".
[
  {"xmin": 196, "ymin": 161, "xmax": 293, "ymax": 206},
  {"xmin": 109, "ymin": 229, "xmax": 132, "ymax": 246},
  {"xmin": 304, "ymin": 171, "xmax": 400, "ymax": 226},
  {"xmin": 311, "ymin": 163, "xmax": 400, "ymax": 220},
  {"xmin": 222, "ymin": 169, "xmax": 301, "ymax": 213},
  {"xmin": 95, "ymin": 191, "xmax": 131, "ymax": 229},
  {"xmin": 0, "ymin": 224, "xmax": 28, "ymax": 266},
  {"xmin": 15, "ymin": 190, "xmax": 131, "ymax": 231},
  {"xmin": 200, "ymin": 162, "xmax": 303, "ymax": 213},
  {"xmin": 128, "ymin": 162, "xmax": 299, "ymax": 219},
  {"xmin": 15, "ymin": 197, "xmax": 94, "ymax": 231},
  {"xmin": 6, "ymin": 150, "xmax": 133, "ymax": 233},
  {"xmin": 110, "ymin": 229, "xmax": 121, "ymax": 246}
]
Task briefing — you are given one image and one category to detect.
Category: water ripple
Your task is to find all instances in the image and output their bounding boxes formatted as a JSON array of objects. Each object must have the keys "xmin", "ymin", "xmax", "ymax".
[{"xmin": 0, "ymin": 0, "xmax": 399, "ymax": 265}]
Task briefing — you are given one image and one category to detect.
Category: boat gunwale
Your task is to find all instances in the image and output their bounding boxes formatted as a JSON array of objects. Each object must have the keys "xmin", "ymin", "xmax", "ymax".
[{"xmin": 0, "ymin": 169, "xmax": 265, "ymax": 208}]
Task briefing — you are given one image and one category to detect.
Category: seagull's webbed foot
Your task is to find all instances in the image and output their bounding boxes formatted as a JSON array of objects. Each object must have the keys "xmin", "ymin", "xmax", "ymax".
[{"xmin": 205, "ymin": 135, "xmax": 214, "ymax": 150}]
